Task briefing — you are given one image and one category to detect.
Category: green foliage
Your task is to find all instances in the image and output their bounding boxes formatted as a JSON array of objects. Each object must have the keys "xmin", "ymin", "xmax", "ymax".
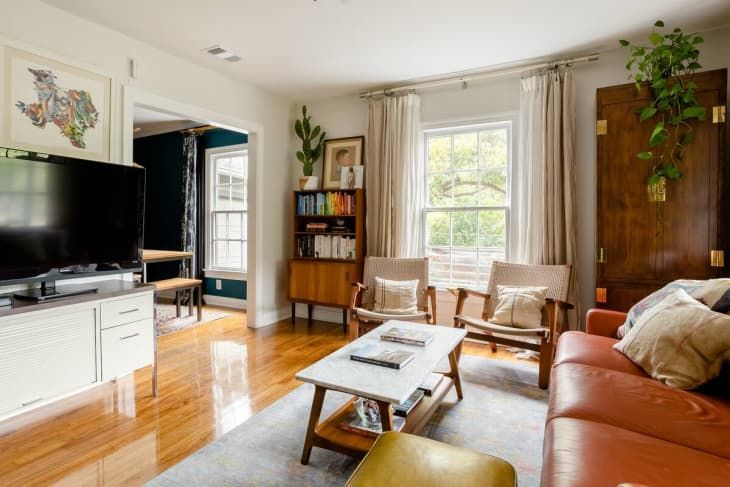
[
  {"xmin": 294, "ymin": 105, "xmax": 326, "ymax": 176},
  {"xmin": 619, "ymin": 20, "xmax": 705, "ymax": 184}
]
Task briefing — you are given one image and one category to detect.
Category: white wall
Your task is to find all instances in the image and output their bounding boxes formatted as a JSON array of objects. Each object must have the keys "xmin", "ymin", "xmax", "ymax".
[
  {"xmin": 0, "ymin": 0, "xmax": 293, "ymax": 326},
  {"xmin": 296, "ymin": 25, "xmax": 730, "ymax": 326}
]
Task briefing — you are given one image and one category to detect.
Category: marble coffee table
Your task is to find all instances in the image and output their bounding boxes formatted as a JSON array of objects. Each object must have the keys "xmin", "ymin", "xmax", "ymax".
[{"xmin": 295, "ymin": 320, "xmax": 466, "ymax": 464}]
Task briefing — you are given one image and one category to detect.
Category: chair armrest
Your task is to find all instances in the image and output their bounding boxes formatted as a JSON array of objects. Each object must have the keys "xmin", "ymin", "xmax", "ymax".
[
  {"xmin": 585, "ymin": 308, "xmax": 627, "ymax": 337},
  {"xmin": 350, "ymin": 283, "xmax": 367, "ymax": 310},
  {"xmin": 546, "ymin": 298, "xmax": 574, "ymax": 310},
  {"xmin": 426, "ymin": 286, "xmax": 437, "ymax": 324},
  {"xmin": 450, "ymin": 287, "xmax": 490, "ymax": 299}
]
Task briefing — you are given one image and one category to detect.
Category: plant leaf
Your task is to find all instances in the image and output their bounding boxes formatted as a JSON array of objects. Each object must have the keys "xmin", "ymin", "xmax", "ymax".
[
  {"xmin": 640, "ymin": 106, "xmax": 658, "ymax": 121},
  {"xmin": 682, "ymin": 106, "xmax": 706, "ymax": 119},
  {"xmin": 310, "ymin": 125, "xmax": 321, "ymax": 140},
  {"xmin": 649, "ymin": 32, "xmax": 664, "ymax": 45},
  {"xmin": 302, "ymin": 105, "xmax": 307, "ymax": 117},
  {"xmin": 664, "ymin": 163, "xmax": 682, "ymax": 180},
  {"xmin": 619, "ymin": 39, "xmax": 630, "ymax": 47},
  {"xmin": 654, "ymin": 20, "xmax": 665, "ymax": 27},
  {"xmin": 296, "ymin": 151, "xmax": 306, "ymax": 164},
  {"xmin": 294, "ymin": 120, "xmax": 304, "ymax": 139},
  {"xmin": 637, "ymin": 151, "xmax": 654, "ymax": 160}
]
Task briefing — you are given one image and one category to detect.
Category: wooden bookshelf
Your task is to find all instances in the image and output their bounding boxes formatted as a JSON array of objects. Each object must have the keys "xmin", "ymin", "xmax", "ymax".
[{"xmin": 288, "ymin": 189, "xmax": 366, "ymax": 331}]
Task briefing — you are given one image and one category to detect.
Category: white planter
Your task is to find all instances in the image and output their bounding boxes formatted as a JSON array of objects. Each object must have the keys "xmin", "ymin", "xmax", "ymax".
[{"xmin": 298, "ymin": 175, "xmax": 319, "ymax": 190}]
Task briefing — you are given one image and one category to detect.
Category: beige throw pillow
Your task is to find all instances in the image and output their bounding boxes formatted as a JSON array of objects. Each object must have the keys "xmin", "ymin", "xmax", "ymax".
[
  {"xmin": 613, "ymin": 289, "xmax": 730, "ymax": 390},
  {"xmin": 372, "ymin": 277, "xmax": 419, "ymax": 315},
  {"xmin": 490, "ymin": 286, "xmax": 548, "ymax": 329},
  {"xmin": 692, "ymin": 278, "xmax": 730, "ymax": 310}
]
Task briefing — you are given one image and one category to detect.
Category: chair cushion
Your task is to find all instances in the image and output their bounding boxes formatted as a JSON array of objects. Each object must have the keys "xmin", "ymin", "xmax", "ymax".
[
  {"xmin": 692, "ymin": 278, "xmax": 730, "ymax": 312},
  {"xmin": 554, "ymin": 331, "xmax": 648, "ymax": 377},
  {"xmin": 346, "ymin": 432, "xmax": 516, "ymax": 487},
  {"xmin": 355, "ymin": 308, "xmax": 428, "ymax": 322},
  {"xmin": 613, "ymin": 289, "xmax": 730, "ymax": 389},
  {"xmin": 491, "ymin": 286, "xmax": 548, "ymax": 329},
  {"xmin": 548, "ymin": 362, "xmax": 730, "ymax": 459},
  {"xmin": 542, "ymin": 417, "xmax": 730, "ymax": 487},
  {"xmin": 372, "ymin": 277, "xmax": 419, "ymax": 314}
]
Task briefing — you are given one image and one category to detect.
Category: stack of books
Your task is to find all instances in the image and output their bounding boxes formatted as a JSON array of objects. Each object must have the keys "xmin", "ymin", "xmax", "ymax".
[
  {"xmin": 305, "ymin": 222, "xmax": 328, "ymax": 232},
  {"xmin": 380, "ymin": 327, "xmax": 434, "ymax": 347},
  {"xmin": 393, "ymin": 389, "xmax": 425, "ymax": 417},
  {"xmin": 350, "ymin": 345, "xmax": 415, "ymax": 369},
  {"xmin": 417, "ymin": 373, "xmax": 444, "ymax": 396},
  {"xmin": 296, "ymin": 191, "xmax": 356, "ymax": 216},
  {"xmin": 296, "ymin": 234, "xmax": 355, "ymax": 259},
  {"xmin": 339, "ymin": 410, "xmax": 406, "ymax": 438}
]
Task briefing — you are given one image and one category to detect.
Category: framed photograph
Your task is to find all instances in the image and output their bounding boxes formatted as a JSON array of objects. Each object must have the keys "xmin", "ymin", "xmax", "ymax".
[
  {"xmin": 322, "ymin": 136, "xmax": 364, "ymax": 190},
  {"xmin": 340, "ymin": 165, "xmax": 364, "ymax": 189},
  {"xmin": 4, "ymin": 46, "xmax": 112, "ymax": 161}
]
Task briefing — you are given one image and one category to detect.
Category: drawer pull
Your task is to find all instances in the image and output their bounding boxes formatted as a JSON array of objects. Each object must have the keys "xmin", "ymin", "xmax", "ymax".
[
  {"xmin": 119, "ymin": 308, "xmax": 140, "ymax": 315},
  {"xmin": 120, "ymin": 333, "xmax": 141, "ymax": 340},
  {"xmin": 22, "ymin": 397, "xmax": 43, "ymax": 407}
]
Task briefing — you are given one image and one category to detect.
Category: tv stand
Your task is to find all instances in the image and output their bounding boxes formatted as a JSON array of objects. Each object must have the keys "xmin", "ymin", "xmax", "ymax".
[{"xmin": 13, "ymin": 281, "xmax": 99, "ymax": 302}]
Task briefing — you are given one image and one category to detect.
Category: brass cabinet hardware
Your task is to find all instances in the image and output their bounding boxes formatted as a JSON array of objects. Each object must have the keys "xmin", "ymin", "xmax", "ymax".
[
  {"xmin": 596, "ymin": 120, "xmax": 607, "ymax": 135},
  {"xmin": 712, "ymin": 105, "xmax": 726, "ymax": 124},
  {"xmin": 711, "ymin": 250, "xmax": 725, "ymax": 268}
]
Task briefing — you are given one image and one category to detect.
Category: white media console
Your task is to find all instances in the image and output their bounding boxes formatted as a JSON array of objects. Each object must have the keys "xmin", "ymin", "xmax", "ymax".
[{"xmin": 0, "ymin": 280, "xmax": 155, "ymax": 419}]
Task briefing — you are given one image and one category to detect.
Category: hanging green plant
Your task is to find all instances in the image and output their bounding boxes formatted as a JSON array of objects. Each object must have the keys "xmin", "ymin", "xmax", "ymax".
[{"xmin": 619, "ymin": 20, "xmax": 706, "ymax": 186}]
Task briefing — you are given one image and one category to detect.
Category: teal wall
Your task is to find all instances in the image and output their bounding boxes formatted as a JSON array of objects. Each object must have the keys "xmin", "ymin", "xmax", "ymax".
[
  {"xmin": 204, "ymin": 278, "xmax": 247, "ymax": 300},
  {"xmin": 133, "ymin": 127, "xmax": 248, "ymax": 298}
]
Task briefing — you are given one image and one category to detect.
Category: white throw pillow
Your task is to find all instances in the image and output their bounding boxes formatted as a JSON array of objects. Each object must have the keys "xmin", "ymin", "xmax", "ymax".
[
  {"xmin": 613, "ymin": 289, "xmax": 730, "ymax": 390},
  {"xmin": 372, "ymin": 277, "xmax": 419, "ymax": 315},
  {"xmin": 490, "ymin": 286, "xmax": 548, "ymax": 329}
]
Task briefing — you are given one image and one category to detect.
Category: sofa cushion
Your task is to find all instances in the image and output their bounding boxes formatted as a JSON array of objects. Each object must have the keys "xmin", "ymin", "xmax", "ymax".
[
  {"xmin": 554, "ymin": 331, "xmax": 648, "ymax": 377},
  {"xmin": 548, "ymin": 362, "xmax": 730, "ymax": 459},
  {"xmin": 542, "ymin": 417, "xmax": 730, "ymax": 487},
  {"xmin": 613, "ymin": 289, "xmax": 730, "ymax": 389}
]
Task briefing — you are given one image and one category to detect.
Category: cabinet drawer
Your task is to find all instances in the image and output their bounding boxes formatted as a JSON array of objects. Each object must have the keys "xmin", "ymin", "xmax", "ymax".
[
  {"xmin": 100, "ymin": 293, "xmax": 153, "ymax": 329},
  {"xmin": 101, "ymin": 319, "xmax": 154, "ymax": 380}
]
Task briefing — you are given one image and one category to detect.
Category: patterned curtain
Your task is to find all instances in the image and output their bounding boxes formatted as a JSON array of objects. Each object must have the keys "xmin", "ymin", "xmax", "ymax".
[{"xmin": 180, "ymin": 134, "xmax": 198, "ymax": 278}]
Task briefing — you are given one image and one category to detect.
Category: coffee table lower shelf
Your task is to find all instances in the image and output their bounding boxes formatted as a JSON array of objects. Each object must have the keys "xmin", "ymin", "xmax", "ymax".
[{"xmin": 312, "ymin": 375, "xmax": 455, "ymax": 458}]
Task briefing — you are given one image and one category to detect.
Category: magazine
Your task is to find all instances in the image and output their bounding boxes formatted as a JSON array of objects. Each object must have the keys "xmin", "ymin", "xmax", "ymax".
[
  {"xmin": 417, "ymin": 373, "xmax": 444, "ymax": 396},
  {"xmin": 393, "ymin": 389, "xmax": 425, "ymax": 417},
  {"xmin": 339, "ymin": 410, "xmax": 406, "ymax": 438},
  {"xmin": 350, "ymin": 345, "xmax": 415, "ymax": 369},
  {"xmin": 380, "ymin": 326, "xmax": 434, "ymax": 347}
]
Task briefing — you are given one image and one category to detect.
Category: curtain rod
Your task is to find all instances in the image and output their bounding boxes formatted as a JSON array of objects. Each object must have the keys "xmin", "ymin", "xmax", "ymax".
[
  {"xmin": 181, "ymin": 125, "xmax": 217, "ymax": 135},
  {"xmin": 359, "ymin": 54, "xmax": 599, "ymax": 98}
]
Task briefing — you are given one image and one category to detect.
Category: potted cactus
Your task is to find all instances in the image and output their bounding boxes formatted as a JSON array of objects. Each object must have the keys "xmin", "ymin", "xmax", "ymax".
[{"xmin": 294, "ymin": 105, "xmax": 326, "ymax": 190}]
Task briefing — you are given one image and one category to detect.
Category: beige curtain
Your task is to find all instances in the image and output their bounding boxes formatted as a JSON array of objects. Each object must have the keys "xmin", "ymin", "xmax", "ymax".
[
  {"xmin": 366, "ymin": 92, "xmax": 422, "ymax": 257},
  {"xmin": 516, "ymin": 68, "xmax": 579, "ymax": 327}
]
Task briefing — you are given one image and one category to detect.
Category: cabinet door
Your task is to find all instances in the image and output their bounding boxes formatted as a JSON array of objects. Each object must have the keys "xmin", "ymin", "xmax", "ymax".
[
  {"xmin": 0, "ymin": 305, "xmax": 97, "ymax": 415},
  {"xmin": 101, "ymin": 319, "xmax": 154, "ymax": 381},
  {"xmin": 288, "ymin": 260, "xmax": 361, "ymax": 307}
]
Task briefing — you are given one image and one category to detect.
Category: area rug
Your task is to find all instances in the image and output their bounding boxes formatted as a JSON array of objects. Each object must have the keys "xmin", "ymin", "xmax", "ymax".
[
  {"xmin": 155, "ymin": 304, "xmax": 230, "ymax": 336},
  {"xmin": 148, "ymin": 355, "xmax": 548, "ymax": 487}
]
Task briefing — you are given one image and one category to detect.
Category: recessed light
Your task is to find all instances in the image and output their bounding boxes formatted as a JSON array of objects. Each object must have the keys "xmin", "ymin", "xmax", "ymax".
[{"xmin": 202, "ymin": 45, "xmax": 241, "ymax": 63}]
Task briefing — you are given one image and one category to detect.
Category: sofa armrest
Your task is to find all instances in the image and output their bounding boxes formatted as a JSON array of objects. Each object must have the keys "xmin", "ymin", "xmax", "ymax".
[{"xmin": 585, "ymin": 309, "xmax": 627, "ymax": 337}]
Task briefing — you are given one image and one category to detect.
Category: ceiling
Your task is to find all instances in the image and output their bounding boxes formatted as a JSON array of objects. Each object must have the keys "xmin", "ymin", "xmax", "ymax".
[
  {"xmin": 133, "ymin": 106, "xmax": 200, "ymax": 138},
  {"xmin": 45, "ymin": 0, "xmax": 730, "ymax": 100}
]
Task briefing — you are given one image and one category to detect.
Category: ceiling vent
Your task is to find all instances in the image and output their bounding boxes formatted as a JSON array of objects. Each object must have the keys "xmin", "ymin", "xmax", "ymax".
[{"xmin": 202, "ymin": 45, "xmax": 241, "ymax": 63}]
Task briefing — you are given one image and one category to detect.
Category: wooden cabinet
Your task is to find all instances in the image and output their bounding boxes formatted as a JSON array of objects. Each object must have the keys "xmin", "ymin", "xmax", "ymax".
[
  {"xmin": 596, "ymin": 69, "xmax": 727, "ymax": 311},
  {"xmin": 288, "ymin": 189, "xmax": 365, "ymax": 327}
]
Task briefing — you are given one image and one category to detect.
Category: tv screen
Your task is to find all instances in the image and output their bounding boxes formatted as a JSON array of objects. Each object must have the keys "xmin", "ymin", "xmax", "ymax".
[{"xmin": 0, "ymin": 148, "xmax": 145, "ymax": 283}]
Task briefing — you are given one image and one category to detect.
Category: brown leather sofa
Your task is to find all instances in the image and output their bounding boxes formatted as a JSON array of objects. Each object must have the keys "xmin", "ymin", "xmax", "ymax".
[{"xmin": 541, "ymin": 309, "xmax": 730, "ymax": 487}]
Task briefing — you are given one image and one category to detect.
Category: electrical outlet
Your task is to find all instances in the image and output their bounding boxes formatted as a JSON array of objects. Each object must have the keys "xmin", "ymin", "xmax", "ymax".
[{"xmin": 215, "ymin": 279, "xmax": 222, "ymax": 290}]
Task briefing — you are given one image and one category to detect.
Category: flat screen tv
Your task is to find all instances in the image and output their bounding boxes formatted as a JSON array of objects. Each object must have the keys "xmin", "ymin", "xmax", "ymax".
[{"xmin": 0, "ymin": 147, "xmax": 144, "ymax": 299}]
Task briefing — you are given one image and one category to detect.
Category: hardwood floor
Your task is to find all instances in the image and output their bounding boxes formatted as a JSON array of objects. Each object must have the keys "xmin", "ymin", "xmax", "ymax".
[{"xmin": 0, "ymin": 307, "xmax": 534, "ymax": 486}]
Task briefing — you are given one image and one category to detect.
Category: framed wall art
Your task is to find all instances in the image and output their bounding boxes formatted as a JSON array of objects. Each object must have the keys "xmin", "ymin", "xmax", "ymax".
[
  {"xmin": 322, "ymin": 136, "xmax": 364, "ymax": 190},
  {"xmin": 4, "ymin": 46, "xmax": 112, "ymax": 161}
]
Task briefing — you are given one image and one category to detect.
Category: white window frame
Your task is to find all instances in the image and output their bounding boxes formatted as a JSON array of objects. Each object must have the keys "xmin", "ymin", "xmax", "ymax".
[
  {"xmin": 421, "ymin": 114, "xmax": 518, "ymax": 290},
  {"xmin": 204, "ymin": 143, "xmax": 248, "ymax": 280}
]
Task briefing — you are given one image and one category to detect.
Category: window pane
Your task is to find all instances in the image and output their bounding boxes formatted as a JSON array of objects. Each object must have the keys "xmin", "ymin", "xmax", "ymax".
[
  {"xmin": 479, "ymin": 128, "xmax": 508, "ymax": 168},
  {"xmin": 426, "ymin": 211, "xmax": 450, "ymax": 247},
  {"xmin": 451, "ymin": 249, "xmax": 479, "ymax": 287},
  {"xmin": 454, "ymin": 133, "xmax": 478, "ymax": 170},
  {"xmin": 230, "ymin": 156, "xmax": 245, "ymax": 176},
  {"xmin": 215, "ymin": 187, "xmax": 230, "ymax": 210},
  {"xmin": 228, "ymin": 212, "xmax": 243, "ymax": 240},
  {"xmin": 214, "ymin": 212, "xmax": 228, "ymax": 239},
  {"xmin": 216, "ymin": 157, "xmax": 231, "ymax": 184},
  {"xmin": 479, "ymin": 169, "xmax": 508, "ymax": 206},
  {"xmin": 451, "ymin": 210, "xmax": 477, "ymax": 247},
  {"xmin": 427, "ymin": 173, "xmax": 453, "ymax": 207},
  {"xmin": 427, "ymin": 136, "xmax": 451, "ymax": 172},
  {"xmin": 228, "ymin": 241, "xmax": 242, "ymax": 269},
  {"xmin": 230, "ymin": 183, "xmax": 245, "ymax": 210},
  {"xmin": 453, "ymin": 171, "xmax": 479, "ymax": 207},
  {"xmin": 240, "ymin": 213, "xmax": 247, "ymax": 240},
  {"xmin": 214, "ymin": 241, "xmax": 228, "ymax": 268},
  {"xmin": 478, "ymin": 210, "xmax": 507, "ymax": 248}
]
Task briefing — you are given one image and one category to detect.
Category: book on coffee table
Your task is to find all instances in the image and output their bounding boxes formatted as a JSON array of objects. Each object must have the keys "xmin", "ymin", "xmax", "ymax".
[
  {"xmin": 380, "ymin": 326, "xmax": 435, "ymax": 347},
  {"xmin": 350, "ymin": 345, "xmax": 415, "ymax": 369},
  {"xmin": 418, "ymin": 373, "xmax": 444, "ymax": 396},
  {"xmin": 393, "ymin": 389, "xmax": 425, "ymax": 417},
  {"xmin": 339, "ymin": 409, "xmax": 406, "ymax": 438}
]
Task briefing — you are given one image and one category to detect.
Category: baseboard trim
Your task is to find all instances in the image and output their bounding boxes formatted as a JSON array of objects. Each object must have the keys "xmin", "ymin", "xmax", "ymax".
[
  {"xmin": 253, "ymin": 307, "xmax": 290, "ymax": 328},
  {"xmin": 294, "ymin": 304, "xmax": 345, "ymax": 324},
  {"xmin": 203, "ymin": 295, "xmax": 246, "ymax": 310}
]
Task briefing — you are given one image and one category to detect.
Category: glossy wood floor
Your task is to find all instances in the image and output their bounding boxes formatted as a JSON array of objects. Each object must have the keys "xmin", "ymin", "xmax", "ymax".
[{"xmin": 0, "ymin": 308, "xmax": 534, "ymax": 486}]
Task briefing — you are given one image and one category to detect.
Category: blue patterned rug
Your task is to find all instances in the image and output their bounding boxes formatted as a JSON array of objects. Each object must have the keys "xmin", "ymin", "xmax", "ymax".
[{"xmin": 148, "ymin": 355, "xmax": 548, "ymax": 487}]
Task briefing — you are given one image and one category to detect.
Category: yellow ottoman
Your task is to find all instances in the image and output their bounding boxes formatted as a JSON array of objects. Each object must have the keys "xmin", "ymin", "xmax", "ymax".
[{"xmin": 346, "ymin": 432, "xmax": 517, "ymax": 487}]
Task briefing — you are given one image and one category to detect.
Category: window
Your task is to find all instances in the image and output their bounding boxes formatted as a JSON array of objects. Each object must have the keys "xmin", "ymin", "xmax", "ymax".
[
  {"xmin": 206, "ymin": 145, "xmax": 248, "ymax": 275},
  {"xmin": 423, "ymin": 121, "xmax": 512, "ymax": 288}
]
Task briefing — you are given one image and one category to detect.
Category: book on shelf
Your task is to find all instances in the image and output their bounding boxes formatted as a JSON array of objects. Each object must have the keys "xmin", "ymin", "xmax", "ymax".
[
  {"xmin": 305, "ymin": 222, "xmax": 329, "ymax": 232},
  {"xmin": 380, "ymin": 327, "xmax": 435, "ymax": 347},
  {"xmin": 296, "ymin": 234, "xmax": 355, "ymax": 259},
  {"xmin": 296, "ymin": 191, "xmax": 356, "ymax": 216},
  {"xmin": 393, "ymin": 389, "xmax": 425, "ymax": 417},
  {"xmin": 339, "ymin": 409, "xmax": 406, "ymax": 438},
  {"xmin": 350, "ymin": 345, "xmax": 415, "ymax": 369},
  {"xmin": 417, "ymin": 373, "xmax": 444, "ymax": 397}
]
